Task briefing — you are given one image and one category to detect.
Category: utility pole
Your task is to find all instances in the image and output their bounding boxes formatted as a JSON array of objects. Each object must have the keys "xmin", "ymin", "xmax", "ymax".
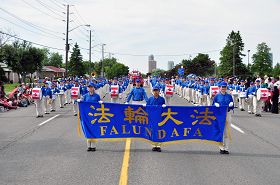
[
  {"xmin": 101, "ymin": 44, "xmax": 105, "ymax": 77},
  {"xmin": 65, "ymin": 4, "xmax": 69, "ymax": 78},
  {"xmin": 233, "ymin": 44, "xmax": 235, "ymax": 77},
  {"xmin": 247, "ymin": 49, "xmax": 250, "ymax": 67},
  {"xmin": 89, "ymin": 30, "xmax": 91, "ymax": 62}
]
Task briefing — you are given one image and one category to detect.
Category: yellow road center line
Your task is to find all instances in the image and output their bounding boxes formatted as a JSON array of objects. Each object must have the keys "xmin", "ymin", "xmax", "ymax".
[{"xmin": 119, "ymin": 139, "xmax": 131, "ymax": 185}]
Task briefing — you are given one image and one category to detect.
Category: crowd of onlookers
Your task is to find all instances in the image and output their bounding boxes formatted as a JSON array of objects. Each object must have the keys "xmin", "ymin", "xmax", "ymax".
[{"xmin": 0, "ymin": 81, "xmax": 33, "ymax": 112}]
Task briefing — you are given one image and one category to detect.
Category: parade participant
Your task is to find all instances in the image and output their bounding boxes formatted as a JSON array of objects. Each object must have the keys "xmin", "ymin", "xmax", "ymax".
[
  {"xmin": 146, "ymin": 85, "xmax": 166, "ymax": 152},
  {"xmin": 246, "ymin": 82, "xmax": 255, "ymax": 114},
  {"xmin": 252, "ymin": 80, "xmax": 262, "ymax": 117},
  {"xmin": 164, "ymin": 80, "xmax": 174, "ymax": 106},
  {"xmin": 72, "ymin": 80, "xmax": 81, "ymax": 116},
  {"xmin": 42, "ymin": 82, "xmax": 52, "ymax": 114},
  {"xmin": 229, "ymin": 79, "xmax": 239, "ymax": 107},
  {"xmin": 65, "ymin": 80, "xmax": 72, "ymax": 105},
  {"xmin": 78, "ymin": 82, "xmax": 101, "ymax": 152},
  {"xmin": 80, "ymin": 82, "xmax": 88, "ymax": 99},
  {"xmin": 110, "ymin": 77, "xmax": 121, "ymax": 103},
  {"xmin": 237, "ymin": 80, "xmax": 247, "ymax": 111},
  {"xmin": 203, "ymin": 80, "xmax": 211, "ymax": 106},
  {"xmin": 50, "ymin": 83, "xmax": 60, "ymax": 112},
  {"xmin": 126, "ymin": 79, "xmax": 148, "ymax": 105},
  {"xmin": 198, "ymin": 80, "xmax": 206, "ymax": 106},
  {"xmin": 212, "ymin": 82, "xmax": 234, "ymax": 154},
  {"xmin": 57, "ymin": 80, "xmax": 67, "ymax": 108},
  {"xmin": 32, "ymin": 82, "xmax": 43, "ymax": 118},
  {"xmin": 271, "ymin": 85, "xmax": 279, "ymax": 114}
]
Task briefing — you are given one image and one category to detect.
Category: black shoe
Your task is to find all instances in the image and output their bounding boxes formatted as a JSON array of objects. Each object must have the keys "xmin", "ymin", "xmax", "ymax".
[
  {"xmin": 74, "ymin": 113, "xmax": 77, "ymax": 116},
  {"xmin": 152, "ymin": 147, "xmax": 158, "ymax": 152},
  {"xmin": 36, "ymin": 116, "xmax": 40, "ymax": 118},
  {"xmin": 157, "ymin": 147, "xmax": 162, "ymax": 152},
  {"xmin": 39, "ymin": 115, "xmax": 43, "ymax": 117},
  {"xmin": 91, "ymin": 147, "xmax": 96, "ymax": 151},
  {"xmin": 240, "ymin": 108, "xmax": 245, "ymax": 111},
  {"xmin": 45, "ymin": 112, "xmax": 50, "ymax": 114},
  {"xmin": 50, "ymin": 110, "xmax": 55, "ymax": 112},
  {"xmin": 60, "ymin": 106, "xmax": 64, "ymax": 108},
  {"xmin": 87, "ymin": 147, "xmax": 92, "ymax": 152},
  {"xmin": 220, "ymin": 150, "xmax": 229, "ymax": 154}
]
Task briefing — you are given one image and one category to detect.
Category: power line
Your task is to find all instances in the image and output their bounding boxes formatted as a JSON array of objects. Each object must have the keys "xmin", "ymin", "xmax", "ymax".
[
  {"xmin": 0, "ymin": 7, "xmax": 63, "ymax": 37},
  {"xmin": 0, "ymin": 31, "xmax": 64, "ymax": 51},
  {"xmin": 48, "ymin": 0, "xmax": 65, "ymax": 10},
  {"xmin": 0, "ymin": 16, "xmax": 63, "ymax": 40},
  {"xmin": 34, "ymin": 0, "xmax": 64, "ymax": 18},
  {"xmin": 21, "ymin": 0, "xmax": 63, "ymax": 21}
]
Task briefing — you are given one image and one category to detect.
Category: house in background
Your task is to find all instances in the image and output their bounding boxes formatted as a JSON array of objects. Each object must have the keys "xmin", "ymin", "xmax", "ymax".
[
  {"xmin": 37, "ymin": 66, "xmax": 65, "ymax": 80},
  {"xmin": 0, "ymin": 63, "xmax": 65, "ymax": 82}
]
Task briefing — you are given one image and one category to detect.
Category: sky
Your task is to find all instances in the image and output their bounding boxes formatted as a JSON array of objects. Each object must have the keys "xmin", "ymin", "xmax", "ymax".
[{"xmin": 1, "ymin": 0, "xmax": 279, "ymax": 73}]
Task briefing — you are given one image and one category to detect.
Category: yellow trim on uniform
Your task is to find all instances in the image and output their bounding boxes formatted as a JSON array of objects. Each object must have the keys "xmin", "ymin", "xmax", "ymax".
[{"xmin": 226, "ymin": 114, "xmax": 232, "ymax": 142}]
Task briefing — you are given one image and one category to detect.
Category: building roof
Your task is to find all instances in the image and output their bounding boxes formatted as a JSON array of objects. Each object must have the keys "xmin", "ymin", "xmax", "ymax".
[{"xmin": 43, "ymin": 66, "xmax": 65, "ymax": 73}]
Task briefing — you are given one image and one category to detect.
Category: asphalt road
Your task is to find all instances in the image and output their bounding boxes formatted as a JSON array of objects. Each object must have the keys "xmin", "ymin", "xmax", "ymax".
[{"xmin": 1, "ymin": 87, "xmax": 280, "ymax": 185}]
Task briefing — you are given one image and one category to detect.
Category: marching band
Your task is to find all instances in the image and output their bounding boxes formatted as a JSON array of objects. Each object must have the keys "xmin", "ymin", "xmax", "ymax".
[{"xmin": 28, "ymin": 74, "xmax": 279, "ymax": 154}]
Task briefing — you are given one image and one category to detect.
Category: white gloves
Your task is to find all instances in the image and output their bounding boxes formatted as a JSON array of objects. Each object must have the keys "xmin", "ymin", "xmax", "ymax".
[
  {"xmin": 229, "ymin": 102, "xmax": 234, "ymax": 107},
  {"xmin": 214, "ymin": 103, "xmax": 220, "ymax": 107},
  {"xmin": 77, "ymin": 99, "xmax": 81, "ymax": 103},
  {"xmin": 142, "ymin": 104, "xmax": 146, "ymax": 107},
  {"xmin": 98, "ymin": 101, "xmax": 103, "ymax": 104},
  {"xmin": 162, "ymin": 104, "xmax": 167, "ymax": 108},
  {"xmin": 125, "ymin": 102, "xmax": 129, "ymax": 104}
]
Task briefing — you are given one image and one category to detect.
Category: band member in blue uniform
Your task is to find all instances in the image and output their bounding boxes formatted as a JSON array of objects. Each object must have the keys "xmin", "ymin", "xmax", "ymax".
[
  {"xmin": 146, "ymin": 85, "xmax": 166, "ymax": 152},
  {"xmin": 212, "ymin": 82, "xmax": 234, "ymax": 154},
  {"xmin": 126, "ymin": 79, "xmax": 148, "ymax": 105},
  {"xmin": 78, "ymin": 83, "xmax": 101, "ymax": 152}
]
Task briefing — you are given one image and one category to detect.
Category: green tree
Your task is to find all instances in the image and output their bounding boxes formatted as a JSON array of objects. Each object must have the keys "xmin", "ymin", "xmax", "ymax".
[
  {"xmin": 69, "ymin": 43, "xmax": 84, "ymax": 76},
  {"xmin": 219, "ymin": 31, "xmax": 249, "ymax": 77},
  {"xmin": 48, "ymin": 52, "xmax": 63, "ymax": 67},
  {"xmin": 251, "ymin": 42, "xmax": 273, "ymax": 77},
  {"xmin": 105, "ymin": 63, "xmax": 129, "ymax": 79},
  {"xmin": 151, "ymin": 68, "xmax": 166, "ymax": 77},
  {"xmin": 182, "ymin": 53, "xmax": 215, "ymax": 76},
  {"xmin": 83, "ymin": 60, "xmax": 95, "ymax": 75},
  {"xmin": 272, "ymin": 63, "xmax": 280, "ymax": 78}
]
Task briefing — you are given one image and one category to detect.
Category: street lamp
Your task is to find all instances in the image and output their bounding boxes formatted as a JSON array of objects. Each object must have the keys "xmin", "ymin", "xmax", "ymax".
[
  {"xmin": 64, "ymin": 23, "xmax": 90, "ymax": 77},
  {"xmin": 90, "ymin": 43, "xmax": 106, "ymax": 78}
]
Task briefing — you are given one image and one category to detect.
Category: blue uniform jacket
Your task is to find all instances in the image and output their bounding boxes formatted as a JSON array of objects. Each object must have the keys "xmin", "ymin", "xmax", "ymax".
[
  {"xmin": 147, "ymin": 96, "xmax": 165, "ymax": 105},
  {"xmin": 127, "ymin": 87, "xmax": 148, "ymax": 102},
  {"xmin": 212, "ymin": 93, "xmax": 234, "ymax": 112}
]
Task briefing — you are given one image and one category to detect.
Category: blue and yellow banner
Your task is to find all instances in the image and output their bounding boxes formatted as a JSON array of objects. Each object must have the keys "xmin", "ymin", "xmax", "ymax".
[{"xmin": 78, "ymin": 102, "xmax": 228, "ymax": 145}]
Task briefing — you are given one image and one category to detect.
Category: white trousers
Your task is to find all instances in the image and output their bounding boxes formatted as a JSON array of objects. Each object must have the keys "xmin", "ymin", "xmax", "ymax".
[
  {"xmin": 73, "ymin": 99, "xmax": 78, "ymax": 114},
  {"xmin": 34, "ymin": 99, "xmax": 43, "ymax": 116},
  {"xmin": 253, "ymin": 96, "xmax": 262, "ymax": 114},
  {"xmin": 66, "ymin": 89, "xmax": 71, "ymax": 104},
  {"xmin": 87, "ymin": 140, "xmax": 96, "ymax": 148},
  {"xmin": 58, "ymin": 94, "xmax": 65, "ymax": 107},
  {"xmin": 239, "ymin": 98, "xmax": 245, "ymax": 110},
  {"xmin": 219, "ymin": 113, "xmax": 231, "ymax": 151},
  {"xmin": 42, "ymin": 96, "xmax": 50, "ymax": 113},
  {"xmin": 247, "ymin": 95, "xmax": 253, "ymax": 113},
  {"xmin": 50, "ymin": 98, "xmax": 56, "ymax": 111}
]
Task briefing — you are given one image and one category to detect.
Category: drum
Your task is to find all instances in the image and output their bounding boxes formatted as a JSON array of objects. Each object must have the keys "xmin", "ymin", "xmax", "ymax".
[
  {"xmin": 59, "ymin": 89, "xmax": 64, "ymax": 95},
  {"xmin": 71, "ymin": 87, "xmax": 80, "ymax": 99},
  {"xmin": 31, "ymin": 88, "xmax": 42, "ymax": 100},
  {"xmin": 257, "ymin": 88, "xmax": 269, "ymax": 101},
  {"xmin": 165, "ymin": 85, "xmax": 174, "ymax": 97},
  {"xmin": 110, "ymin": 85, "xmax": 119, "ymax": 98},
  {"xmin": 209, "ymin": 86, "xmax": 219, "ymax": 98},
  {"xmin": 239, "ymin": 91, "xmax": 247, "ymax": 98},
  {"xmin": 231, "ymin": 90, "xmax": 238, "ymax": 96}
]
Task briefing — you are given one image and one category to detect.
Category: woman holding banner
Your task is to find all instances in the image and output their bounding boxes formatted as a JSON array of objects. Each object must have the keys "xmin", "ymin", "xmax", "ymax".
[
  {"xmin": 212, "ymin": 82, "xmax": 234, "ymax": 155},
  {"xmin": 78, "ymin": 82, "xmax": 102, "ymax": 152}
]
